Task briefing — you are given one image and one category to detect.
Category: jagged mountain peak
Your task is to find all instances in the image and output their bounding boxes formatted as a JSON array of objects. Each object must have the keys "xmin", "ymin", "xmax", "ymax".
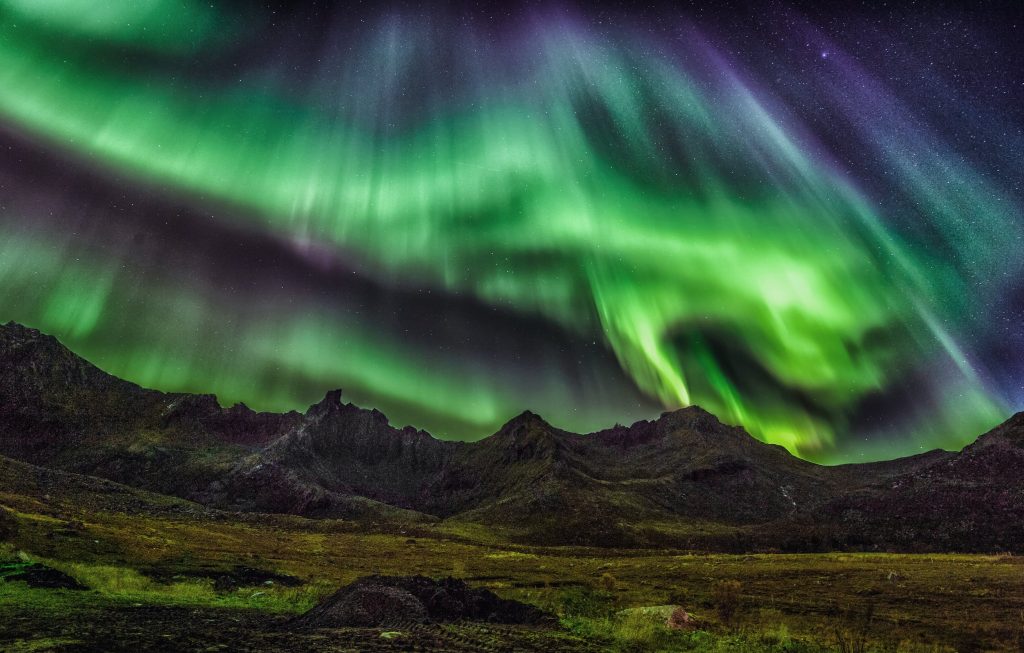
[
  {"xmin": 0, "ymin": 323, "xmax": 95, "ymax": 374},
  {"xmin": 496, "ymin": 410, "xmax": 552, "ymax": 436},
  {"xmin": 1, "ymin": 321, "xmax": 91, "ymax": 370},
  {"xmin": 0, "ymin": 322, "xmax": 150, "ymax": 418},
  {"xmin": 587, "ymin": 404, "xmax": 737, "ymax": 450},
  {"xmin": 306, "ymin": 388, "xmax": 345, "ymax": 417},
  {"xmin": 303, "ymin": 389, "xmax": 396, "ymax": 429},
  {"xmin": 2, "ymin": 320, "xmax": 45, "ymax": 339},
  {"xmin": 656, "ymin": 404, "xmax": 728, "ymax": 432}
]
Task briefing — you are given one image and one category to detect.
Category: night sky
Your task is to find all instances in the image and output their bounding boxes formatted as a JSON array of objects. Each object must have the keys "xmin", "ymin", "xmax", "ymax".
[{"xmin": 1, "ymin": 1, "xmax": 1021, "ymax": 462}]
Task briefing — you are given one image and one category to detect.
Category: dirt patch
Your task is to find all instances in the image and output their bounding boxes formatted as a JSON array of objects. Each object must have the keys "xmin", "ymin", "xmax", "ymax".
[
  {"xmin": 295, "ymin": 575, "xmax": 555, "ymax": 629},
  {"xmin": 1, "ymin": 603, "xmax": 598, "ymax": 653}
]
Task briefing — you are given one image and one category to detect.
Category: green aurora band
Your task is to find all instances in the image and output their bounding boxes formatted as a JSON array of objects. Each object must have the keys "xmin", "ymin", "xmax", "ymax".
[{"xmin": 0, "ymin": 2, "xmax": 1019, "ymax": 461}]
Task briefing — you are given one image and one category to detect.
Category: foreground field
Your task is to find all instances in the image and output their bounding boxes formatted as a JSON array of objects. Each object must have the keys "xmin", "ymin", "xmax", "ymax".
[{"xmin": 1, "ymin": 482, "xmax": 1023, "ymax": 653}]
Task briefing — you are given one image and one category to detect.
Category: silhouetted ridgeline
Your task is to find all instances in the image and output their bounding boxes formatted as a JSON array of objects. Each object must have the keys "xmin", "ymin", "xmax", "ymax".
[{"xmin": 1, "ymin": 322, "xmax": 1021, "ymax": 551}]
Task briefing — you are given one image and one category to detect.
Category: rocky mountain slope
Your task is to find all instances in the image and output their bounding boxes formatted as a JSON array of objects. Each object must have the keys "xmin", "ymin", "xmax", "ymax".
[
  {"xmin": 815, "ymin": 413, "xmax": 1024, "ymax": 551},
  {"xmin": 0, "ymin": 321, "xmax": 1020, "ymax": 551},
  {"xmin": 0, "ymin": 322, "xmax": 301, "ymax": 499}
]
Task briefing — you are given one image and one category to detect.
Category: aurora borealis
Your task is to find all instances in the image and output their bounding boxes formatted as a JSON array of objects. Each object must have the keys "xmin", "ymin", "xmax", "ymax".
[{"xmin": 0, "ymin": 1, "xmax": 1021, "ymax": 461}]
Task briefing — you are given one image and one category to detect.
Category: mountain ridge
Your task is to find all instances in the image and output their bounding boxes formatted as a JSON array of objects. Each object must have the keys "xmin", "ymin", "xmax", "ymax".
[{"xmin": 1, "ymin": 321, "xmax": 1021, "ymax": 551}]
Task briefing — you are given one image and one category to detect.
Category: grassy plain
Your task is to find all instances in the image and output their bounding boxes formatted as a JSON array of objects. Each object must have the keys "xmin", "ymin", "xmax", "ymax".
[{"xmin": 1, "ymin": 488, "xmax": 1022, "ymax": 652}]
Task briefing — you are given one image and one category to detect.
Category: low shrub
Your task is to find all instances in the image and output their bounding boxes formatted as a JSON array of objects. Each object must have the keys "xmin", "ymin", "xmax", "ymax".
[
  {"xmin": 832, "ymin": 600, "xmax": 875, "ymax": 653},
  {"xmin": 599, "ymin": 572, "xmax": 618, "ymax": 592},
  {"xmin": 712, "ymin": 579, "xmax": 742, "ymax": 626}
]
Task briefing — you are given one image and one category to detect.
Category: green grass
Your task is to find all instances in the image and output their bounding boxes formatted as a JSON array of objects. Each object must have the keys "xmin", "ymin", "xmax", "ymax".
[
  {"xmin": 3, "ymin": 554, "xmax": 331, "ymax": 613},
  {"xmin": 550, "ymin": 586, "xmax": 828, "ymax": 653}
]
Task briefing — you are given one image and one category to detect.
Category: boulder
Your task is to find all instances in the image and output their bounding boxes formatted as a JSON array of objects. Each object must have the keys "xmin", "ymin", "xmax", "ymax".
[
  {"xmin": 294, "ymin": 575, "xmax": 554, "ymax": 629},
  {"xmin": 301, "ymin": 584, "xmax": 428, "ymax": 628}
]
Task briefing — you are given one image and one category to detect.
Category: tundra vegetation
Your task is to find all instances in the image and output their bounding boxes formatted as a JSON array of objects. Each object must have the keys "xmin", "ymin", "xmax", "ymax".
[{"xmin": 0, "ymin": 494, "xmax": 1021, "ymax": 652}]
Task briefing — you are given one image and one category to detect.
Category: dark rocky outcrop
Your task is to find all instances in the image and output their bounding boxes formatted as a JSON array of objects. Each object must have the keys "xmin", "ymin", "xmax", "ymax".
[
  {"xmin": 294, "ymin": 576, "xmax": 554, "ymax": 629},
  {"xmin": 0, "ymin": 562, "xmax": 87, "ymax": 590}
]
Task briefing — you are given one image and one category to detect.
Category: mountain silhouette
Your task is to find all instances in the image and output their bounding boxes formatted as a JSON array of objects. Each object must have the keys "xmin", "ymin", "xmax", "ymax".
[{"xmin": 1, "ymin": 322, "xmax": 1020, "ymax": 551}]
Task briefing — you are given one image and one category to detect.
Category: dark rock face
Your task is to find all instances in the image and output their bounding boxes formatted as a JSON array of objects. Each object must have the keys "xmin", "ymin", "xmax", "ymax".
[
  {"xmin": 294, "ymin": 576, "xmax": 554, "ymax": 629},
  {"xmin": 200, "ymin": 389, "xmax": 458, "ymax": 518},
  {"xmin": 0, "ymin": 322, "xmax": 299, "ymax": 500},
  {"xmin": 161, "ymin": 396, "xmax": 302, "ymax": 446},
  {"xmin": 0, "ymin": 322, "xmax": 149, "ymax": 462},
  {"xmin": 817, "ymin": 414, "xmax": 1024, "ymax": 552},
  {"xmin": 0, "ymin": 321, "xmax": 1022, "ymax": 552}
]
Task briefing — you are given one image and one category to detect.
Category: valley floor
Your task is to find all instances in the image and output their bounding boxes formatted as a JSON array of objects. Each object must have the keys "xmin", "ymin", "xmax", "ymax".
[{"xmin": 1, "ymin": 488, "xmax": 1022, "ymax": 652}]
